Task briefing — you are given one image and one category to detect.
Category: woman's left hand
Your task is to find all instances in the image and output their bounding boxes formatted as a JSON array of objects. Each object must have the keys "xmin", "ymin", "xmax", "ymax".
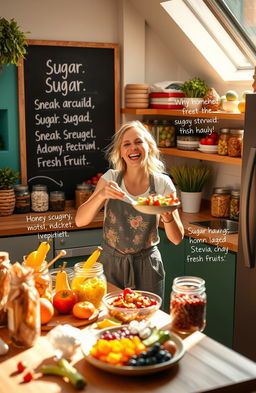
[{"xmin": 161, "ymin": 211, "xmax": 174, "ymax": 224}]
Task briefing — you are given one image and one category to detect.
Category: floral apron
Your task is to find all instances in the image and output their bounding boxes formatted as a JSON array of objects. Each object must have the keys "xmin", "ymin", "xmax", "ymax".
[{"xmin": 100, "ymin": 172, "xmax": 165, "ymax": 298}]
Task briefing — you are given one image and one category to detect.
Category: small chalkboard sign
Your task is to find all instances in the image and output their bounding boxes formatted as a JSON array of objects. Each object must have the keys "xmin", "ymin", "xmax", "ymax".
[{"xmin": 18, "ymin": 40, "xmax": 120, "ymax": 199}]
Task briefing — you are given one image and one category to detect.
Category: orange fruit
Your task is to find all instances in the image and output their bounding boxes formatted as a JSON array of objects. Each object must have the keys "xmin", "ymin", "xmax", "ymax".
[
  {"xmin": 72, "ymin": 301, "xmax": 96, "ymax": 319},
  {"xmin": 238, "ymin": 101, "xmax": 245, "ymax": 113},
  {"xmin": 40, "ymin": 298, "xmax": 54, "ymax": 324}
]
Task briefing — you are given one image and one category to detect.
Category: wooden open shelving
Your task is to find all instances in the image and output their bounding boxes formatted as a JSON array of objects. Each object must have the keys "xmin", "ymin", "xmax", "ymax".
[{"xmin": 121, "ymin": 108, "xmax": 243, "ymax": 166}]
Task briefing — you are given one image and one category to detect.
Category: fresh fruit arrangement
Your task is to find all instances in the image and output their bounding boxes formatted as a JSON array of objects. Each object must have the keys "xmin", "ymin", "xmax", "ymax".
[
  {"xmin": 199, "ymin": 131, "xmax": 219, "ymax": 145},
  {"xmin": 109, "ymin": 288, "xmax": 158, "ymax": 309},
  {"xmin": 84, "ymin": 173, "xmax": 103, "ymax": 187},
  {"xmin": 89, "ymin": 321, "xmax": 177, "ymax": 367},
  {"xmin": 137, "ymin": 193, "xmax": 179, "ymax": 206},
  {"xmin": 221, "ymin": 89, "xmax": 253, "ymax": 113}
]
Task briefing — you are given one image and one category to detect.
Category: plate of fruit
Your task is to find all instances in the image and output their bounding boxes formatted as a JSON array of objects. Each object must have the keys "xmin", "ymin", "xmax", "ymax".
[
  {"xmin": 82, "ymin": 321, "xmax": 185, "ymax": 375},
  {"xmin": 134, "ymin": 193, "xmax": 181, "ymax": 215}
]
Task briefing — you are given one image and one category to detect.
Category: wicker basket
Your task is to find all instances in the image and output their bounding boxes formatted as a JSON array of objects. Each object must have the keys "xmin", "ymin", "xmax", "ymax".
[{"xmin": 0, "ymin": 188, "xmax": 16, "ymax": 216}]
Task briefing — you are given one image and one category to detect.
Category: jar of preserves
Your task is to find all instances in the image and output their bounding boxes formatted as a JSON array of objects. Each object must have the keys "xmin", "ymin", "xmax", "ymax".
[
  {"xmin": 49, "ymin": 191, "xmax": 65, "ymax": 211},
  {"xmin": 227, "ymin": 129, "xmax": 244, "ymax": 157},
  {"xmin": 71, "ymin": 262, "xmax": 107, "ymax": 309},
  {"xmin": 230, "ymin": 190, "xmax": 240, "ymax": 221},
  {"xmin": 170, "ymin": 276, "xmax": 206, "ymax": 335},
  {"xmin": 0, "ymin": 252, "xmax": 11, "ymax": 327},
  {"xmin": 14, "ymin": 184, "xmax": 31, "ymax": 213},
  {"xmin": 217, "ymin": 128, "xmax": 230, "ymax": 156},
  {"xmin": 50, "ymin": 267, "xmax": 74, "ymax": 293},
  {"xmin": 31, "ymin": 184, "xmax": 49, "ymax": 212},
  {"xmin": 23, "ymin": 259, "xmax": 52, "ymax": 302},
  {"xmin": 157, "ymin": 120, "xmax": 176, "ymax": 147},
  {"xmin": 211, "ymin": 187, "xmax": 231, "ymax": 217},
  {"xmin": 7, "ymin": 262, "xmax": 40, "ymax": 348},
  {"xmin": 75, "ymin": 183, "xmax": 92, "ymax": 208}
]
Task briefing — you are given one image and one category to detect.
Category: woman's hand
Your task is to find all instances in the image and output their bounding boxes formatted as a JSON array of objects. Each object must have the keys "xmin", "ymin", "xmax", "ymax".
[
  {"xmin": 100, "ymin": 181, "xmax": 126, "ymax": 201},
  {"xmin": 160, "ymin": 209, "xmax": 176, "ymax": 224}
]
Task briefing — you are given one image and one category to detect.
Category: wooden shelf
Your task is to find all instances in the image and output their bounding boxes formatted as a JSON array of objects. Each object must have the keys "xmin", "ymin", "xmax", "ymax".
[
  {"xmin": 121, "ymin": 108, "xmax": 244, "ymax": 120},
  {"xmin": 159, "ymin": 148, "xmax": 241, "ymax": 165}
]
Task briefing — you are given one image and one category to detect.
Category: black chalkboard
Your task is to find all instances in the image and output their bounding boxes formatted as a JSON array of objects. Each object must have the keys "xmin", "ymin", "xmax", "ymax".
[{"xmin": 18, "ymin": 40, "xmax": 120, "ymax": 199}]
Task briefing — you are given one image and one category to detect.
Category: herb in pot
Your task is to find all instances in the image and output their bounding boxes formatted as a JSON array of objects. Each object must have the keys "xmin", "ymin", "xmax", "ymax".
[{"xmin": 181, "ymin": 77, "xmax": 209, "ymax": 98}]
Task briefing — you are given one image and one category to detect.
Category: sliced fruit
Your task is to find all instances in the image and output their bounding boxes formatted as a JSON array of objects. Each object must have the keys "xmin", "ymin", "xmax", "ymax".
[{"xmin": 96, "ymin": 318, "xmax": 122, "ymax": 329}]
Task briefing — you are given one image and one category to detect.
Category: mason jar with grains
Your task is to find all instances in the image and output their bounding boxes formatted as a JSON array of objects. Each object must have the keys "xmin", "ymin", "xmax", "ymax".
[
  {"xmin": 49, "ymin": 191, "xmax": 65, "ymax": 211},
  {"xmin": 211, "ymin": 187, "xmax": 231, "ymax": 218},
  {"xmin": 217, "ymin": 128, "xmax": 230, "ymax": 156},
  {"xmin": 75, "ymin": 183, "xmax": 92, "ymax": 209},
  {"xmin": 227, "ymin": 129, "xmax": 244, "ymax": 157},
  {"xmin": 230, "ymin": 190, "xmax": 240, "ymax": 221},
  {"xmin": 31, "ymin": 184, "xmax": 49, "ymax": 212}
]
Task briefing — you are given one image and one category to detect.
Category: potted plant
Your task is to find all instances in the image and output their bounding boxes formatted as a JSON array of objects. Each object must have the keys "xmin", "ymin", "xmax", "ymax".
[
  {"xmin": 170, "ymin": 164, "xmax": 211, "ymax": 213},
  {"xmin": 0, "ymin": 167, "xmax": 19, "ymax": 216},
  {"xmin": 181, "ymin": 77, "xmax": 209, "ymax": 110},
  {"xmin": 0, "ymin": 17, "xmax": 28, "ymax": 72}
]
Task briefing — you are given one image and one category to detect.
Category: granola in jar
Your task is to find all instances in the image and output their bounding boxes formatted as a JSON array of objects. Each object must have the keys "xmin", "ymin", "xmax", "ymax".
[
  {"xmin": 211, "ymin": 187, "xmax": 231, "ymax": 218},
  {"xmin": 227, "ymin": 129, "xmax": 244, "ymax": 157}
]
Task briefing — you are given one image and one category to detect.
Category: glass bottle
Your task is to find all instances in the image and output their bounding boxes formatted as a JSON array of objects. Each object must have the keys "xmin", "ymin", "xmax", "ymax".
[
  {"xmin": 31, "ymin": 184, "xmax": 49, "ymax": 212},
  {"xmin": 7, "ymin": 262, "xmax": 40, "ymax": 348},
  {"xmin": 170, "ymin": 276, "xmax": 206, "ymax": 335},
  {"xmin": 23, "ymin": 259, "xmax": 52, "ymax": 302},
  {"xmin": 75, "ymin": 183, "xmax": 92, "ymax": 209},
  {"xmin": 217, "ymin": 128, "xmax": 230, "ymax": 156},
  {"xmin": 49, "ymin": 191, "xmax": 65, "ymax": 211},
  {"xmin": 71, "ymin": 262, "xmax": 107, "ymax": 309},
  {"xmin": 14, "ymin": 184, "xmax": 31, "ymax": 213},
  {"xmin": 227, "ymin": 129, "xmax": 244, "ymax": 157},
  {"xmin": 0, "ymin": 252, "xmax": 11, "ymax": 328},
  {"xmin": 211, "ymin": 187, "xmax": 231, "ymax": 218},
  {"xmin": 230, "ymin": 190, "xmax": 240, "ymax": 221}
]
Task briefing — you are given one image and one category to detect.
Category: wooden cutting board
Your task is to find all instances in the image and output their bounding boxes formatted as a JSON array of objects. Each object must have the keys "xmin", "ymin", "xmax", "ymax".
[{"xmin": 41, "ymin": 308, "xmax": 99, "ymax": 331}]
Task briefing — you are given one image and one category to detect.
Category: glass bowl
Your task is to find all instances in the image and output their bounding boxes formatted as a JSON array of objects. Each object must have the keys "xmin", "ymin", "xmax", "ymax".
[{"xmin": 102, "ymin": 290, "xmax": 161, "ymax": 323}]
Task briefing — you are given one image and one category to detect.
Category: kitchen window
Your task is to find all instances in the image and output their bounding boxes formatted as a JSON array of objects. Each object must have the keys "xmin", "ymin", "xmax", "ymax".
[{"xmin": 161, "ymin": 0, "xmax": 256, "ymax": 81}]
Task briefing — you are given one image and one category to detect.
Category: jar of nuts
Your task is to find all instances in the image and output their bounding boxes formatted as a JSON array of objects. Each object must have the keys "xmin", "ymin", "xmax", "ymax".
[
  {"xmin": 230, "ymin": 190, "xmax": 240, "ymax": 221},
  {"xmin": 227, "ymin": 129, "xmax": 244, "ymax": 157},
  {"xmin": 217, "ymin": 128, "xmax": 230, "ymax": 156},
  {"xmin": 211, "ymin": 187, "xmax": 231, "ymax": 218},
  {"xmin": 31, "ymin": 184, "xmax": 49, "ymax": 212}
]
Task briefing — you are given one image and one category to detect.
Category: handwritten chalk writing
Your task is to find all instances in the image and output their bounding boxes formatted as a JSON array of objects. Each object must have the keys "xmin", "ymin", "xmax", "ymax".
[
  {"xmin": 206, "ymin": 254, "xmax": 225, "ymax": 262},
  {"xmin": 63, "ymin": 112, "xmax": 91, "ymax": 125},
  {"xmin": 37, "ymin": 156, "xmax": 61, "ymax": 168},
  {"xmin": 63, "ymin": 128, "xmax": 95, "ymax": 141},
  {"xmin": 188, "ymin": 227, "xmax": 207, "ymax": 236},
  {"xmin": 194, "ymin": 117, "xmax": 218, "ymax": 124},
  {"xmin": 62, "ymin": 97, "xmax": 92, "ymax": 108},
  {"xmin": 26, "ymin": 215, "xmax": 46, "ymax": 222},
  {"xmin": 174, "ymin": 119, "xmax": 193, "ymax": 127},
  {"xmin": 49, "ymin": 221, "xmax": 72, "ymax": 229},
  {"xmin": 189, "ymin": 237, "xmax": 207, "ymax": 243},
  {"xmin": 36, "ymin": 144, "xmax": 63, "ymax": 156},
  {"xmin": 63, "ymin": 154, "xmax": 87, "ymax": 166},
  {"xmin": 38, "ymin": 231, "xmax": 69, "ymax": 240},
  {"xmin": 34, "ymin": 98, "xmax": 60, "ymax": 110},
  {"xmin": 35, "ymin": 113, "xmax": 60, "ymax": 128},
  {"xmin": 45, "ymin": 78, "xmax": 84, "ymax": 96},
  {"xmin": 190, "ymin": 245, "xmax": 212, "ymax": 253},
  {"xmin": 46, "ymin": 59, "xmax": 83, "ymax": 80},
  {"xmin": 35, "ymin": 130, "xmax": 61, "ymax": 141},
  {"xmin": 48, "ymin": 213, "xmax": 72, "ymax": 221},
  {"xmin": 65, "ymin": 141, "xmax": 96, "ymax": 151},
  {"xmin": 195, "ymin": 126, "xmax": 214, "ymax": 134},
  {"xmin": 186, "ymin": 255, "xmax": 204, "ymax": 262}
]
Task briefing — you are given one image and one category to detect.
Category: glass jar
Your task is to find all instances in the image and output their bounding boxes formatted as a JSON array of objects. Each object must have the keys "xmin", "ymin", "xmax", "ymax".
[
  {"xmin": 14, "ymin": 184, "xmax": 31, "ymax": 213},
  {"xmin": 157, "ymin": 120, "xmax": 176, "ymax": 147},
  {"xmin": 230, "ymin": 190, "xmax": 240, "ymax": 221},
  {"xmin": 170, "ymin": 276, "xmax": 206, "ymax": 335},
  {"xmin": 227, "ymin": 129, "xmax": 244, "ymax": 157},
  {"xmin": 211, "ymin": 187, "xmax": 231, "ymax": 218},
  {"xmin": 217, "ymin": 128, "xmax": 230, "ymax": 156},
  {"xmin": 31, "ymin": 184, "xmax": 49, "ymax": 212},
  {"xmin": 49, "ymin": 191, "xmax": 65, "ymax": 211},
  {"xmin": 0, "ymin": 252, "xmax": 11, "ymax": 328},
  {"xmin": 7, "ymin": 262, "xmax": 40, "ymax": 348},
  {"xmin": 50, "ymin": 267, "xmax": 74, "ymax": 293},
  {"xmin": 75, "ymin": 183, "xmax": 92, "ymax": 209},
  {"xmin": 23, "ymin": 259, "xmax": 52, "ymax": 302},
  {"xmin": 71, "ymin": 262, "xmax": 107, "ymax": 309}
]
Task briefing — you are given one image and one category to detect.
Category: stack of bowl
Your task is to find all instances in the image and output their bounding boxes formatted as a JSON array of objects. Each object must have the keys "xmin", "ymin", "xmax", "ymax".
[
  {"xmin": 198, "ymin": 144, "xmax": 218, "ymax": 154},
  {"xmin": 125, "ymin": 84, "xmax": 149, "ymax": 109}
]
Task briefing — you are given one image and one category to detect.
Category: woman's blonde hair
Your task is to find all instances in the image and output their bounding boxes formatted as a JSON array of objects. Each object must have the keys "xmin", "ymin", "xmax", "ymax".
[{"xmin": 105, "ymin": 121, "xmax": 166, "ymax": 173}]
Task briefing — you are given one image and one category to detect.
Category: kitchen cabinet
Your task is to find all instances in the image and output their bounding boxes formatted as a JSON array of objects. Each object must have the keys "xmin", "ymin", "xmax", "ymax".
[
  {"xmin": 159, "ymin": 230, "xmax": 236, "ymax": 348},
  {"xmin": 0, "ymin": 234, "xmax": 54, "ymax": 263}
]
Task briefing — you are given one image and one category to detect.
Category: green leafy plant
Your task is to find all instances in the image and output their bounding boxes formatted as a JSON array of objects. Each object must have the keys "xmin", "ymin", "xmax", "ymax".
[
  {"xmin": 0, "ymin": 167, "xmax": 19, "ymax": 189},
  {"xmin": 170, "ymin": 164, "xmax": 211, "ymax": 192},
  {"xmin": 181, "ymin": 77, "xmax": 209, "ymax": 98},
  {"xmin": 0, "ymin": 17, "xmax": 29, "ymax": 67}
]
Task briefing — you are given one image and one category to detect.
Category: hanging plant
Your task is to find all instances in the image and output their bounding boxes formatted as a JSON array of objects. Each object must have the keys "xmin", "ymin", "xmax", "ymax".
[{"xmin": 0, "ymin": 17, "xmax": 29, "ymax": 71}]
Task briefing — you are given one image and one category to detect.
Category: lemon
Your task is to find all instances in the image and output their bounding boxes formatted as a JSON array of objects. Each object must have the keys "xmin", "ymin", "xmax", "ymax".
[{"xmin": 225, "ymin": 90, "xmax": 239, "ymax": 101}]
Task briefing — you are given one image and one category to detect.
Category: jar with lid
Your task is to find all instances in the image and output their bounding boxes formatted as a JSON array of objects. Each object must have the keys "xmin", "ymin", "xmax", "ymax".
[
  {"xmin": 0, "ymin": 252, "xmax": 11, "ymax": 327},
  {"xmin": 170, "ymin": 276, "xmax": 206, "ymax": 335},
  {"xmin": 50, "ymin": 191, "xmax": 65, "ymax": 211},
  {"xmin": 211, "ymin": 187, "xmax": 231, "ymax": 217},
  {"xmin": 7, "ymin": 262, "xmax": 40, "ymax": 348},
  {"xmin": 71, "ymin": 261, "xmax": 107, "ymax": 309},
  {"xmin": 23, "ymin": 258, "xmax": 52, "ymax": 302},
  {"xmin": 230, "ymin": 190, "xmax": 240, "ymax": 221},
  {"xmin": 75, "ymin": 183, "xmax": 92, "ymax": 208},
  {"xmin": 50, "ymin": 267, "xmax": 74, "ymax": 293},
  {"xmin": 14, "ymin": 184, "xmax": 31, "ymax": 213},
  {"xmin": 227, "ymin": 129, "xmax": 244, "ymax": 157},
  {"xmin": 31, "ymin": 184, "xmax": 49, "ymax": 212},
  {"xmin": 217, "ymin": 128, "xmax": 230, "ymax": 156},
  {"xmin": 157, "ymin": 120, "xmax": 176, "ymax": 147}
]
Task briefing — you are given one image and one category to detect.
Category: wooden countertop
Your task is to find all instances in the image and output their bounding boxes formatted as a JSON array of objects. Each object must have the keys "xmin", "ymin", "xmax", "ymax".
[
  {"xmin": 0, "ymin": 284, "xmax": 255, "ymax": 393},
  {"xmin": 0, "ymin": 204, "xmax": 238, "ymax": 252}
]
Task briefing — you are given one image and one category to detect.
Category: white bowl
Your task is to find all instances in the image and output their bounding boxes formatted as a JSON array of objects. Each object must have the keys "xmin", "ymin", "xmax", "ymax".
[
  {"xmin": 222, "ymin": 100, "xmax": 239, "ymax": 112},
  {"xmin": 199, "ymin": 143, "xmax": 218, "ymax": 151}
]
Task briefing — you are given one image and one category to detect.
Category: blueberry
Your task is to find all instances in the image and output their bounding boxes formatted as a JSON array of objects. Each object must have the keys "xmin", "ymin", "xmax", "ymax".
[
  {"xmin": 130, "ymin": 355, "xmax": 138, "ymax": 360},
  {"xmin": 137, "ymin": 358, "xmax": 146, "ymax": 366},
  {"xmin": 128, "ymin": 359, "xmax": 138, "ymax": 367},
  {"xmin": 140, "ymin": 351, "xmax": 148, "ymax": 358},
  {"xmin": 148, "ymin": 356, "xmax": 157, "ymax": 365},
  {"xmin": 163, "ymin": 353, "xmax": 171, "ymax": 361}
]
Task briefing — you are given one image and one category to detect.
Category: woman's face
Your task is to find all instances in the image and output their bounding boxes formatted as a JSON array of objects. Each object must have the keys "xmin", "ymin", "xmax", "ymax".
[{"xmin": 120, "ymin": 127, "xmax": 150, "ymax": 168}]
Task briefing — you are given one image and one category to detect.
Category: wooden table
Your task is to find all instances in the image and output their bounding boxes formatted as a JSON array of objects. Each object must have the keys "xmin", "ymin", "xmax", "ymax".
[{"xmin": 0, "ymin": 285, "xmax": 255, "ymax": 393}]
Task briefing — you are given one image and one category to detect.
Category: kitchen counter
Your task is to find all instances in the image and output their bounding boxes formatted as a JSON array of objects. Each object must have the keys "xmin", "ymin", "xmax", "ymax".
[
  {"xmin": 0, "ymin": 204, "xmax": 238, "ymax": 252},
  {"xmin": 0, "ymin": 283, "xmax": 255, "ymax": 393}
]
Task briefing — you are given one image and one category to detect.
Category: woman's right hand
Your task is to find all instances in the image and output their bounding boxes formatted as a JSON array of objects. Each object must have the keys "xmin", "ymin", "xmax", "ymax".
[{"xmin": 100, "ymin": 181, "xmax": 126, "ymax": 201}]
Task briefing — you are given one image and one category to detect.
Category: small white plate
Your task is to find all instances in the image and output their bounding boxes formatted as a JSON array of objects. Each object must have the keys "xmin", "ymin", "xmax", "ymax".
[
  {"xmin": 198, "ymin": 149, "xmax": 218, "ymax": 154},
  {"xmin": 82, "ymin": 326, "xmax": 185, "ymax": 375},
  {"xmin": 134, "ymin": 202, "xmax": 181, "ymax": 215}
]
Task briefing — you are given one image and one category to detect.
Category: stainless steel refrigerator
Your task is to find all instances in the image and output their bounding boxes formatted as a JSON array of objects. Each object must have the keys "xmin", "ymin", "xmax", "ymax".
[{"xmin": 233, "ymin": 93, "xmax": 256, "ymax": 361}]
